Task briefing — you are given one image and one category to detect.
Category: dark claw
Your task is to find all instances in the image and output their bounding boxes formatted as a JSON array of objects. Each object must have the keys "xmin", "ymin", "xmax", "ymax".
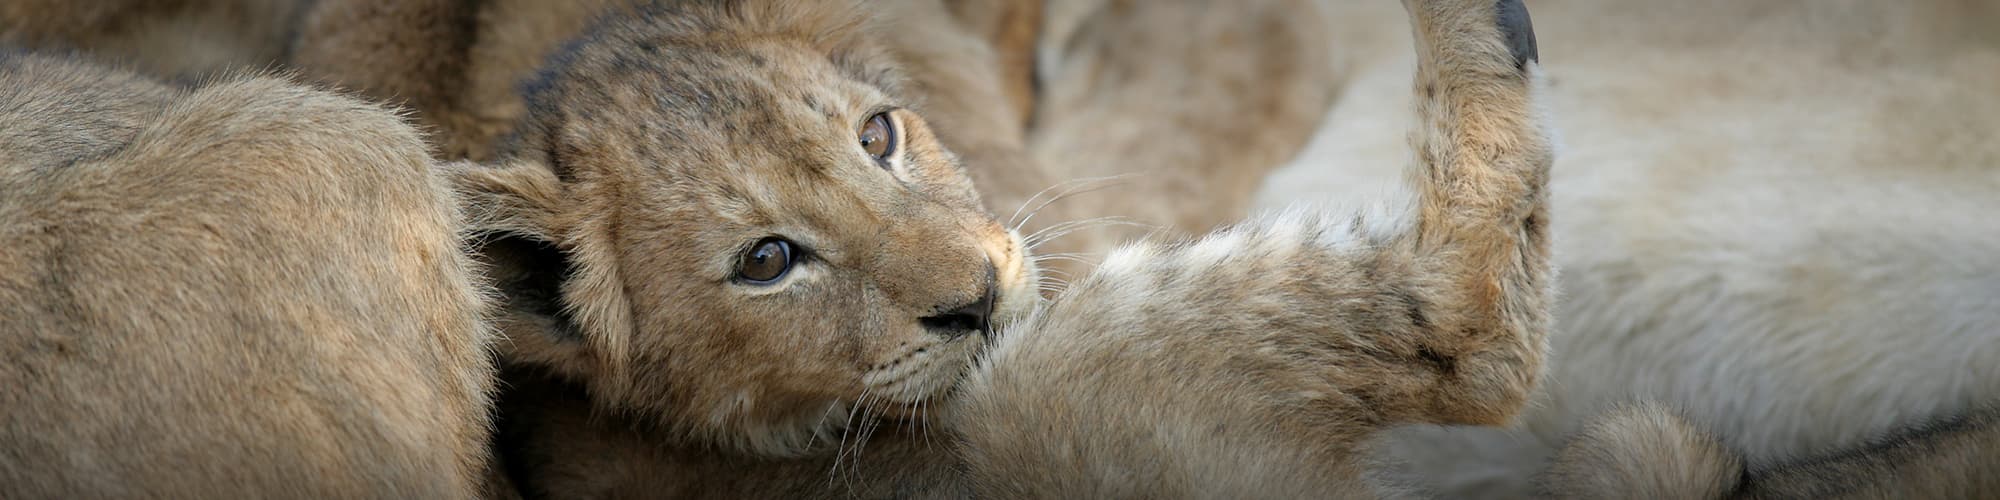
[{"xmin": 1496, "ymin": 0, "xmax": 1538, "ymax": 70}]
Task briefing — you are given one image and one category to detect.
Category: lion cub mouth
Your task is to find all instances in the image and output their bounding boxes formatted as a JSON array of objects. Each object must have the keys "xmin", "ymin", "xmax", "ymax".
[
  {"xmin": 861, "ymin": 229, "xmax": 1036, "ymax": 419},
  {"xmin": 919, "ymin": 267, "xmax": 999, "ymax": 339}
]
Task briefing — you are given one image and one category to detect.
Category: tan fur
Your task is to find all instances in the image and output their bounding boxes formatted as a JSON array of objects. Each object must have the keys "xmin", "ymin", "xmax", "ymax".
[
  {"xmin": 293, "ymin": 0, "xmax": 648, "ymax": 160},
  {"xmin": 1013, "ymin": 0, "xmax": 1340, "ymax": 269},
  {"xmin": 0, "ymin": 53, "xmax": 496, "ymax": 497},
  {"xmin": 283, "ymin": 0, "xmax": 1324, "ymax": 486},
  {"xmin": 1545, "ymin": 404, "xmax": 2000, "ymax": 499},
  {"xmin": 1257, "ymin": 2, "xmax": 2000, "ymax": 496},
  {"xmin": 493, "ymin": 369, "xmax": 968, "ymax": 498},
  {"xmin": 2, "ymin": 0, "xmax": 1545, "ymax": 496},
  {"xmin": 0, "ymin": 0, "xmax": 304, "ymax": 79},
  {"xmin": 444, "ymin": 0, "xmax": 1041, "ymax": 466},
  {"xmin": 286, "ymin": 0, "xmax": 483, "ymax": 156},
  {"xmin": 950, "ymin": 0, "xmax": 1549, "ymax": 495},
  {"xmin": 1541, "ymin": 405, "xmax": 1746, "ymax": 499},
  {"xmin": 940, "ymin": 0, "xmax": 1041, "ymax": 124},
  {"xmin": 283, "ymin": 0, "xmax": 1336, "ymax": 282},
  {"xmin": 484, "ymin": 0, "xmax": 1549, "ymax": 496}
]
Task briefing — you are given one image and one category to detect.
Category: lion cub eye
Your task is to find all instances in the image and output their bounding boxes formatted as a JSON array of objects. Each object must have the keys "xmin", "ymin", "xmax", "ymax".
[
  {"xmin": 737, "ymin": 238, "xmax": 795, "ymax": 284},
  {"xmin": 858, "ymin": 112, "xmax": 897, "ymax": 165}
]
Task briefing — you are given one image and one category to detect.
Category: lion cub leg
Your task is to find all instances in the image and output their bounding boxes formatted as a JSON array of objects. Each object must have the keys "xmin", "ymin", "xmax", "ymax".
[{"xmin": 949, "ymin": 0, "xmax": 1549, "ymax": 496}]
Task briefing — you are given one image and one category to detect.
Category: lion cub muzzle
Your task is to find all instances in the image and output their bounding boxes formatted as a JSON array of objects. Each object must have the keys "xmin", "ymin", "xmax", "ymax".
[{"xmin": 920, "ymin": 265, "xmax": 999, "ymax": 340}]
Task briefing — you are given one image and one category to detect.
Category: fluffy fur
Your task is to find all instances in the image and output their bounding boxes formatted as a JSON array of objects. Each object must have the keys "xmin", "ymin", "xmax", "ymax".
[
  {"xmin": 1011, "ymin": 0, "xmax": 1340, "ymax": 266},
  {"xmin": 448, "ymin": 0, "xmax": 1044, "ymax": 465},
  {"xmin": 0, "ymin": 53, "xmax": 495, "ymax": 497},
  {"xmin": 488, "ymin": 0, "xmax": 1551, "ymax": 496},
  {"xmin": 283, "ymin": 0, "xmax": 1339, "ymax": 281},
  {"xmin": 950, "ymin": 0, "xmax": 1548, "ymax": 494},
  {"xmin": 1253, "ymin": 0, "xmax": 2000, "ymax": 496},
  {"xmin": 1543, "ymin": 404, "xmax": 2000, "ymax": 499},
  {"xmin": 0, "ymin": 0, "xmax": 304, "ymax": 79}
]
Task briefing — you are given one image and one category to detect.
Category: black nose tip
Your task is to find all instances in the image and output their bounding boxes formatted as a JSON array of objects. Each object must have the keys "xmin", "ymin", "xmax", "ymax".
[{"xmin": 921, "ymin": 283, "xmax": 997, "ymax": 339}]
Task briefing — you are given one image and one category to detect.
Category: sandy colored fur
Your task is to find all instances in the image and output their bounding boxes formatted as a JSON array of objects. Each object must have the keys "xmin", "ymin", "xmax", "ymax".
[
  {"xmin": 303, "ymin": 0, "xmax": 647, "ymax": 160},
  {"xmin": 0, "ymin": 0, "xmax": 305, "ymax": 79},
  {"xmin": 1540, "ymin": 405, "xmax": 1746, "ymax": 499},
  {"xmin": 484, "ymin": 0, "xmax": 1549, "ymax": 496},
  {"xmin": 950, "ymin": 0, "xmax": 1549, "ymax": 495},
  {"xmin": 436, "ymin": 1, "xmax": 1045, "ymax": 475},
  {"xmin": 0, "ymin": 54, "xmax": 495, "ymax": 497},
  {"xmin": 276, "ymin": 0, "xmax": 1330, "ymax": 489},
  {"xmin": 287, "ymin": 0, "xmax": 483, "ymax": 156},
  {"xmin": 1247, "ymin": 1, "xmax": 2000, "ymax": 496},
  {"xmin": 282, "ymin": 0, "xmax": 1337, "ymax": 282},
  {"xmin": 1544, "ymin": 404, "xmax": 2000, "ymax": 499},
  {"xmin": 939, "ymin": 0, "xmax": 1040, "ymax": 125},
  {"xmin": 1012, "ymin": 0, "xmax": 1340, "ymax": 270}
]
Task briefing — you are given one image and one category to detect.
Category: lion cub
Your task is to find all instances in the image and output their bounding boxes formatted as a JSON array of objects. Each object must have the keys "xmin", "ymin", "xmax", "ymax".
[
  {"xmin": 480, "ymin": 0, "xmax": 1552, "ymax": 496},
  {"xmin": 286, "ymin": 0, "xmax": 1339, "ymax": 280},
  {"xmin": 0, "ymin": 53, "xmax": 494, "ymax": 497},
  {"xmin": 1, "ymin": 0, "xmax": 1547, "ymax": 495},
  {"xmin": 439, "ymin": 0, "xmax": 1042, "ymax": 477}
]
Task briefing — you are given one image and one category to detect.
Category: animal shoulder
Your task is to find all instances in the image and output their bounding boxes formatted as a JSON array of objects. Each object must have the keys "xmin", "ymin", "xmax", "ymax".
[{"xmin": 0, "ymin": 52, "xmax": 496, "ymax": 498}]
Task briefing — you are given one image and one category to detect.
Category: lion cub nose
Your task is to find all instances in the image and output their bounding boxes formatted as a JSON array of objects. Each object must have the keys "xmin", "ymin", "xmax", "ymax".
[{"xmin": 919, "ymin": 266, "xmax": 998, "ymax": 339}]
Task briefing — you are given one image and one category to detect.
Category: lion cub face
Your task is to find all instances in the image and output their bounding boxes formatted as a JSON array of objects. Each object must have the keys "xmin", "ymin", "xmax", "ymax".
[{"xmin": 456, "ymin": 2, "xmax": 1037, "ymax": 455}]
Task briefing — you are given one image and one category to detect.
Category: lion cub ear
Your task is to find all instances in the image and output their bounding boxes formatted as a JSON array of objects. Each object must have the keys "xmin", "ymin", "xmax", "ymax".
[
  {"xmin": 437, "ymin": 159, "xmax": 565, "ymax": 241},
  {"xmin": 437, "ymin": 159, "xmax": 600, "ymax": 378}
]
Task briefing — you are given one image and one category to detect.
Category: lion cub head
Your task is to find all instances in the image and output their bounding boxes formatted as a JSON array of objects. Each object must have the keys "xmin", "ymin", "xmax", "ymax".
[{"xmin": 445, "ymin": 1, "xmax": 1038, "ymax": 456}]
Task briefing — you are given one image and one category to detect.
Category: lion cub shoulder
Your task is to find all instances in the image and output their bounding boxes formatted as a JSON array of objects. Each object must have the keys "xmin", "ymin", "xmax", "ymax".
[{"xmin": 0, "ymin": 52, "xmax": 496, "ymax": 498}]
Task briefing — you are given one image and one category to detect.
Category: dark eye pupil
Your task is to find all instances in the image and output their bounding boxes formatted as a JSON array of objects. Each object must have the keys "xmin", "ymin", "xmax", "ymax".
[
  {"xmin": 860, "ymin": 113, "xmax": 895, "ymax": 161},
  {"xmin": 739, "ymin": 239, "xmax": 793, "ymax": 283}
]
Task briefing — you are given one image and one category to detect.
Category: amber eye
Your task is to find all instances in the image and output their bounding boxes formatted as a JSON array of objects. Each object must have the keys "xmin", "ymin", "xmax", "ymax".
[
  {"xmin": 858, "ymin": 112, "xmax": 897, "ymax": 164},
  {"xmin": 737, "ymin": 238, "xmax": 795, "ymax": 284}
]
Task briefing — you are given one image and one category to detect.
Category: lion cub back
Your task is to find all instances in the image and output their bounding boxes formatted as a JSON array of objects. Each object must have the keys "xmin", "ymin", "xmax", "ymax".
[{"xmin": 0, "ymin": 53, "xmax": 495, "ymax": 497}]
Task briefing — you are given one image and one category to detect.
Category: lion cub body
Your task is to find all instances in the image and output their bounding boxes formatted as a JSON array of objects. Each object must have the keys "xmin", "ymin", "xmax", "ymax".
[
  {"xmin": 484, "ymin": 0, "xmax": 1554, "ymax": 496},
  {"xmin": 4, "ymin": 0, "xmax": 1554, "ymax": 497},
  {"xmin": 0, "ymin": 54, "xmax": 495, "ymax": 497},
  {"xmin": 0, "ymin": 0, "xmax": 303, "ymax": 79}
]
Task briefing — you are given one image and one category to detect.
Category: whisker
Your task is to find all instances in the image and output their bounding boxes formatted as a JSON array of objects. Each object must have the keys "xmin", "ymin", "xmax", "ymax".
[
  {"xmin": 1006, "ymin": 177, "xmax": 1102, "ymax": 229},
  {"xmin": 1014, "ymin": 181, "xmax": 1131, "ymax": 233},
  {"xmin": 1031, "ymin": 254, "xmax": 1096, "ymax": 265},
  {"xmin": 1027, "ymin": 219, "xmax": 1157, "ymax": 251},
  {"xmin": 1028, "ymin": 252, "xmax": 1089, "ymax": 262},
  {"xmin": 1035, "ymin": 273, "xmax": 1071, "ymax": 282},
  {"xmin": 850, "ymin": 407, "xmax": 883, "ymax": 473},
  {"xmin": 804, "ymin": 400, "xmax": 843, "ymax": 451},
  {"xmin": 1023, "ymin": 216, "xmax": 1131, "ymax": 247},
  {"xmin": 1007, "ymin": 174, "xmax": 1137, "ymax": 229},
  {"xmin": 829, "ymin": 389, "xmax": 873, "ymax": 485}
]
